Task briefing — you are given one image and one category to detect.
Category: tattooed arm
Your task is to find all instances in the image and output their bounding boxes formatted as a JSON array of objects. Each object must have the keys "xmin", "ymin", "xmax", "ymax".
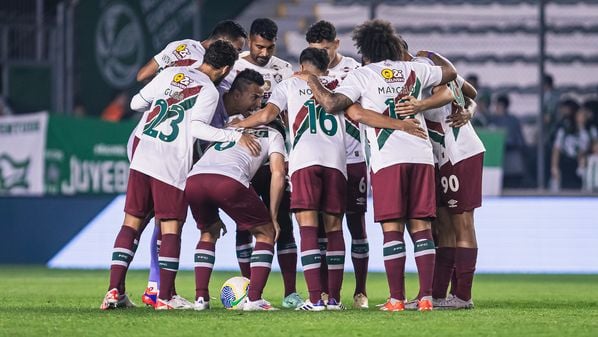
[{"xmin": 295, "ymin": 72, "xmax": 354, "ymax": 114}]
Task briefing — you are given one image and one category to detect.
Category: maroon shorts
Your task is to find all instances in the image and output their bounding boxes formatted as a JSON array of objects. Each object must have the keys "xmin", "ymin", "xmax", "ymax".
[
  {"xmin": 124, "ymin": 169, "xmax": 187, "ymax": 221},
  {"xmin": 346, "ymin": 162, "xmax": 368, "ymax": 214},
  {"xmin": 438, "ymin": 152, "xmax": 484, "ymax": 214},
  {"xmin": 185, "ymin": 174, "xmax": 271, "ymax": 231},
  {"xmin": 371, "ymin": 163, "xmax": 436, "ymax": 222},
  {"xmin": 290, "ymin": 165, "xmax": 347, "ymax": 214}
]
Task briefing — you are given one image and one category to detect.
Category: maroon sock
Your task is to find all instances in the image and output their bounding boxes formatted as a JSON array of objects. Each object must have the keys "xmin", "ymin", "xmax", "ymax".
[
  {"xmin": 326, "ymin": 230, "xmax": 345, "ymax": 301},
  {"xmin": 235, "ymin": 230, "xmax": 253, "ymax": 278},
  {"xmin": 248, "ymin": 242, "xmax": 274, "ymax": 301},
  {"xmin": 455, "ymin": 247, "xmax": 478, "ymax": 301},
  {"xmin": 383, "ymin": 231, "xmax": 406, "ymax": 301},
  {"xmin": 299, "ymin": 226, "xmax": 322, "ymax": 303},
  {"xmin": 411, "ymin": 229, "xmax": 436, "ymax": 299},
  {"xmin": 277, "ymin": 239, "xmax": 297, "ymax": 296},
  {"xmin": 347, "ymin": 213, "xmax": 368, "ymax": 296},
  {"xmin": 158, "ymin": 233, "xmax": 181, "ymax": 301},
  {"xmin": 432, "ymin": 247, "xmax": 456, "ymax": 299},
  {"xmin": 109, "ymin": 226, "xmax": 139, "ymax": 293},
  {"xmin": 317, "ymin": 224, "xmax": 328, "ymax": 295},
  {"xmin": 194, "ymin": 241, "xmax": 215, "ymax": 300},
  {"xmin": 449, "ymin": 266, "xmax": 457, "ymax": 295}
]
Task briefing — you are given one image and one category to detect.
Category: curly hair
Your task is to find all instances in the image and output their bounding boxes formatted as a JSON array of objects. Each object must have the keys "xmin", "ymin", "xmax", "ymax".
[
  {"xmin": 230, "ymin": 69, "xmax": 265, "ymax": 93},
  {"xmin": 299, "ymin": 47, "xmax": 329, "ymax": 72},
  {"xmin": 352, "ymin": 19, "xmax": 403, "ymax": 63},
  {"xmin": 250, "ymin": 18, "xmax": 278, "ymax": 41},
  {"xmin": 209, "ymin": 20, "xmax": 247, "ymax": 40},
  {"xmin": 203, "ymin": 40, "xmax": 238, "ymax": 69},
  {"xmin": 305, "ymin": 20, "xmax": 336, "ymax": 43}
]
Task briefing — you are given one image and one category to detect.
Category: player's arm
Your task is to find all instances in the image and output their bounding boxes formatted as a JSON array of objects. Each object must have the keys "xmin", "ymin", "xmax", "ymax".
[
  {"xmin": 447, "ymin": 97, "xmax": 476, "ymax": 128},
  {"xmin": 346, "ymin": 103, "xmax": 427, "ymax": 139},
  {"xmin": 294, "ymin": 72, "xmax": 353, "ymax": 114},
  {"xmin": 396, "ymin": 85, "xmax": 454, "ymax": 116},
  {"xmin": 136, "ymin": 59, "xmax": 160, "ymax": 82},
  {"xmin": 130, "ymin": 70, "xmax": 165, "ymax": 111},
  {"xmin": 461, "ymin": 80, "xmax": 477, "ymax": 100},
  {"xmin": 233, "ymin": 103, "xmax": 280, "ymax": 129},
  {"xmin": 416, "ymin": 50, "xmax": 457, "ymax": 85},
  {"xmin": 268, "ymin": 152, "xmax": 286, "ymax": 241}
]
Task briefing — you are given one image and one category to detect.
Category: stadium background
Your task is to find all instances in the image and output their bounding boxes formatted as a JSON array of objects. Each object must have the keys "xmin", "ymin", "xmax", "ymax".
[{"xmin": 1, "ymin": 1, "xmax": 597, "ymax": 277}]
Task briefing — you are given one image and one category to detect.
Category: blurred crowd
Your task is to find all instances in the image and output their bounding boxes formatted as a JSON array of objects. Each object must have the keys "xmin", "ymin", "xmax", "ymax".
[{"xmin": 470, "ymin": 74, "xmax": 598, "ymax": 192}]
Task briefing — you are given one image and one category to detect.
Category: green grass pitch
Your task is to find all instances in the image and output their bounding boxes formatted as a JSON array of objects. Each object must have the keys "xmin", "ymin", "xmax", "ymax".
[{"xmin": 1, "ymin": 266, "xmax": 597, "ymax": 337}]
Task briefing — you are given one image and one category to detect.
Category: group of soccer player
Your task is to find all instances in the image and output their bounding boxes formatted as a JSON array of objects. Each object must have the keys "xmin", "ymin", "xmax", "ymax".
[{"xmin": 100, "ymin": 16, "xmax": 484, "ymax": 312}]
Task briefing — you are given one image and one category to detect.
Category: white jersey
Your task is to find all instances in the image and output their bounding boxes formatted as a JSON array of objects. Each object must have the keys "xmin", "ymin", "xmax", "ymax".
[
  {"xmin": 335, "ymin": 60, "xmax": 442, "ymax": 173},
  {"xmin": 419, "ymin": 66, "xmax": 486, "ymax": 166},
  {"xmin": 268, "ymin": 76, "xmax": 347, "ymax": 178},
  {"xmin": 327, "ymin": 55, "xmax": 364, "ymax": 164},
  {"xmin": 154, "ymin": 39, "xmax": 205, "ymax": 70},
  {"xmin": 188, "ymin": 126, "xmax": 287, "ymax": 187},
  {"xmin": 130, "ymin": 67, "xmax": 240, "ymax": 190},
  {"xmin": 225, "ymin": 53, "xmax": 293, "ymax": 106}
]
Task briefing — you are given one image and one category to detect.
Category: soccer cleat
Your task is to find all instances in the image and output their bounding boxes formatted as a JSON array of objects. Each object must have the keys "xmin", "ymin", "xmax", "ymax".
[
  {"xmin": 353, "ymin": 293, "xmax": 369, "ymax": 309},
  {"xmin": 435, "ymin": 296, "xmax": 474, "ymax": 310},
  {"xmin": 404, "ymin": 299, "xmax": 418, "ymax": 311},
  {"xmin": 296, "ymin": 299, "xmax": 326, "ymax": 311},
  {"xmin": 193, "ymin": 297, "xmax": 210, "ymax": 311},
  {"xmin": 379, "ymin": 298, "xmax": 405, "ymax": 312},
  {"xmin": 117, "ymin": 293, "xmax": 136, "ymax": 308},
  {"xmin": 321, "ymin": 292, "xmax": 329, "ymax": 305},
  {"xmin": 326, "ymin": 298, "xmax": 346, "ymax": 310},
  {"xmin": 154, "ymin": 298, "xmax": 174, "ymax": 310},
  {"xmin": 100, "ymin": 288, "xmax": 119, "ymax": 310},
  {"xmin": 243, "ymin": 298, "xmax": 279, "ymax": 311},
  {"xmin": 141, "ymin": 287, "xmax": 158, "ymax": 307},
  {"xmin": 282, "ymin": 292, "xmax": 304, "ymax": 309},
  {"xmin": 418, "ymin": 296, "xmax": 433, "ymax": 311},
  {"xmin": 171, "ymin": 295, "xmax": 194, "ymax": 309}
]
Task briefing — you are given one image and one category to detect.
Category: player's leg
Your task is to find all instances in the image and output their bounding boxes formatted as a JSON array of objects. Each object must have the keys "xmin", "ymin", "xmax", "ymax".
[
  {"xmin": 235, "ymin": 230, "xmax": 253, "ymax": 278},
  {"xmin": 245, "ymin": 221, "xmax": 277, "ymax": 310},
  {"xmin": 142, "ymin": 214, "xmax": 160, "ymax": 307},
  {"xmin": 291, "ymin": 167, "xmax": 326, "ymax": 311},
  {"xmin": 432, "ymin": 207, "xmax": 456, "ymax": 301},
  {"xmin": 316, "ymin": 216, "xmax": 328, "ymax": 302},
  {"xmin": 101, "ymin": 169, "xmax": 155, "ymax": 310},
  {"xmin": 276, "ymin": 187, "xmax": 302, "ymax": 308},
  {"xmin": 451, "ymin": 210, "xmax": 477, "ymax": 306}
]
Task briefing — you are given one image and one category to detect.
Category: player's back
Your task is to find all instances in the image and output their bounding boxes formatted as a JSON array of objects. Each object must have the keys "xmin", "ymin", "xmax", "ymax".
[
  {"xmin": 155, "ymin": 39, "xmax": 205, "ymax": 70},
  {"xmin": 130, "ymin": 67, "xmax": 219, "ymax": 190},
  {"xmin": 269, "ymin": 76, "xmax": 346, "ymax": 177},
  {"xmin": 336, "ymin": 59, "xmax": 443, "ymax": 172},
  {"xmin": 188, "ymin": 126, "xmax": 286, "ymax": 187}
]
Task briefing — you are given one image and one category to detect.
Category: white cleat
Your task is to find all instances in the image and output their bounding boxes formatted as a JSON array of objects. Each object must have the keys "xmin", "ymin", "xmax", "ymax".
[
  {"xmin": 100, "ymin": 288, "xmax": 119, "ymax": 310},
  {"xmin": 435, "ymin": 296, "xmax": 474, "ymax": 310},
  {"xmin": 326, "ymin": 298, "xmax": 346, "ymax": 310},
  {"xmin": 353, "ymin": 293, "xmax": 369, "ymax": 309},
  {"xmin": 170, "ymin": 295, "xmax": 194, "ymax": 309},
  {"xmin": 296, "ymin": 299, "xmax": 326, "ymax": 311},
  {"xmin": 243, "ymin": 298, "xmax": 278, "ymax": 311},
  {"xmin": 193, "ymin": 297, "xmax": 210, "ymax": 311}
]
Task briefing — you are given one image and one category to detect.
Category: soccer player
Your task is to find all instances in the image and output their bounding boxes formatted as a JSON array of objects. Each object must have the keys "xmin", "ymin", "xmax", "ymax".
[
  {"xmin": 132, "ymin": 20, "xmax": 248, "ymax": 307},
  {"xmin": 225, "ymin": 18, "xmax": 301, "ymax": 309},
  {"xmin": 136, "ymin": 20, "xmax": 247, "ymax": 83},
  {"xmin": 306, "ymin": 20, "xmax": 370, "ymax": 309},
  {"xmin": 234, "ymin": 47, "xmax": 428, "ymax": 311},
  {"xmin": 186, "ymin": 120, "xmax": 287, "ymax": 311},
  {"xmin": 398, "ymin": 54, "xmax": 484, "ymax": 309},
  {"xmin": 100, "ymin": 41, "xmax": 260, "ymax": 311},
  {"xmin": 294, "ymin": 20, "xmax": 457, "ymax": 311}
]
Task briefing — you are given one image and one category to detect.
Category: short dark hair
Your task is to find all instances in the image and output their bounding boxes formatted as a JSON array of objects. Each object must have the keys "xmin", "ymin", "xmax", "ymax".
[
  {"xmin": 203, "ymin": 40, "xmax": 238, "ymax": 69},
  {"xmin": 559, "ymin": 98, "xmax": 579, "ymax": 113},
  {"xmin": 250, "ymin": 18, "xmax": 278, "ymax": 41},
  {"xmin": 299, "ymin": 47, "xmax": 329, "ymax": 72},
  {"xmin": 209, "ymin": 20, "xmax": 247, "ymax": 40},
  {"xmin": 305, "ymin": 20, "xmax": 336, "ymax": 43},
  {"xmin": 544, "ymin": 74, "xmax": 554, "ymax": 88},
  {"xmin": 496, "ymin": 94, "xmax": 510, "ymax": 109},
  {"xmin": 397, "ymin": 34, "xmax": 408, "ymax": 52},
  {"xmin": 230, "ymin": 69, "xmax": 265, "ymax": 93},
  {"xmin": 352, "ymin": 20, "xmax": 403, "ymax": 63}
]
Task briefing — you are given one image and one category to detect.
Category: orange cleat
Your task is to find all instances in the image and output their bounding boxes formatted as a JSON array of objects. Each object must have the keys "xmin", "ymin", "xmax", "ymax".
[{"xmin": 379, "ymin": 298, "xmax": 405, "ymax": 312}]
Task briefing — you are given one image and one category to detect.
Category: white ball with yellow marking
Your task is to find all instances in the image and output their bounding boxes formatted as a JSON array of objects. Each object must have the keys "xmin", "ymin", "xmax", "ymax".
[{"xmin": 220, "ymin": 276, "xmax": 250, "ymax": 310}]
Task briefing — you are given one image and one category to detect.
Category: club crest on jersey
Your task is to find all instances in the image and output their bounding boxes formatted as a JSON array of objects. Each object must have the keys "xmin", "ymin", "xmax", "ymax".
[
  {"xmin": 381, "ymin": 68, "xmax": 405, "ymax": 83},
  {"xmin": 263, "ymin": 80, "xmax": 272, "ymax": 91},
  {"xmin": 274, "ymin": 74, "xmax": 283, "ymax": 83},
  {"xmin": 173, "ymin": 44, "xmax": 191, "ymax": 59},
  {"xmin": 171, "ymin": 73, "xmax": 193, "ymax": 89}
]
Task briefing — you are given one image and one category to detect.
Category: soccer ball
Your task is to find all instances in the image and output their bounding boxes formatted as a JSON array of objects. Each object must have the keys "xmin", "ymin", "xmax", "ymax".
[{"xmin": 220, "ymin": 276, "xmax": 250, "ymax": 310}]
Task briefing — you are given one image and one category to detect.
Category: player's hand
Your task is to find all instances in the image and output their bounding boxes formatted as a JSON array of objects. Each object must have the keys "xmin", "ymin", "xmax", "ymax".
[
  {"xmin": 396, "ymin": 96, "xmax": 423, "ymax": 116},
  {"xmin": 238, "ymin": 133, "xmax": 261, "ymax": 156},
  {"xmin": 398, "ymin": 118, "xmax": 427, "ymax": 139},
  {"xmin": 446, "ymin": 102, "xmax": 472, "ymax": 128},
  {"xmin": 272, "ymin": 219, "xmax": 281, "ymax": 242},
  {"xmin": 228, "ymin": 116, "xmax": 242, "ymax": 125}
]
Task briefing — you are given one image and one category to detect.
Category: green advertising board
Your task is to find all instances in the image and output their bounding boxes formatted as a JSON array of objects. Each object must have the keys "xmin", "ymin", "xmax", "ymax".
[{"xmin": 45, "ymin": 115, "xmax": 136, "ymax": 195}]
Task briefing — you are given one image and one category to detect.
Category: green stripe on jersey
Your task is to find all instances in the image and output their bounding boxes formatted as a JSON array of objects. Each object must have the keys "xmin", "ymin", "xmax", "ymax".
[{"xmin": 346, "ymin": 122, "xmax": 361, "ymax": 142}]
